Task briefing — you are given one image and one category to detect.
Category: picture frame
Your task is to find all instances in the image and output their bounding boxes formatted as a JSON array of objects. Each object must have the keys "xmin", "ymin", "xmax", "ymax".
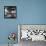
[
  {"xmin": 18, "ymin": 24, "xmax": 46, "ymax": 41},
  {"xmin": 4, "ymin": 6, "xmax": 17, "ymax": 19}
]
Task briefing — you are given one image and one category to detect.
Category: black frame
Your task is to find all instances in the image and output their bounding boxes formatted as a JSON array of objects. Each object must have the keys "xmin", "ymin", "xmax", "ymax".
[{"xmin": 4, "ymin": 6, "xmax": 17, "ymax": 19}]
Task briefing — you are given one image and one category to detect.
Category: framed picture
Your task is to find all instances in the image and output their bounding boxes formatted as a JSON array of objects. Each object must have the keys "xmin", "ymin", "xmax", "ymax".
[
  {"xmin": 18, "ymin": 24, "xmax": 46, "ymax": 41},
  {"xmin": 4, "ymin": 6, "xmax": 17, "ymax": 19},
  {"xmin": 18, "ymin": 24, "xmax": 46, "ymax": 46}
]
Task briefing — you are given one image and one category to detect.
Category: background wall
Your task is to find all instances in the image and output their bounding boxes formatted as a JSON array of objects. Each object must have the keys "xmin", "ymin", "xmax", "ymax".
[{"xmin": 0, "ymin": 0, "xmax": 46, "ymax": 44}]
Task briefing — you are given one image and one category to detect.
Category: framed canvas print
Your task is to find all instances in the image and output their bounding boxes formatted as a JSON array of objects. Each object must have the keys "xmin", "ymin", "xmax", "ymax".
[{"xmin": 4, "ymin": 6, "xmax": 17, "ymax": 19}]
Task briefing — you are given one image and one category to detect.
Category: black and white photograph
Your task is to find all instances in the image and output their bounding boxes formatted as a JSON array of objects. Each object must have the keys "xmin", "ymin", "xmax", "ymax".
[{"xmin": 4, "ymin": 6, "xmax": 16, "ymax": 18}]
